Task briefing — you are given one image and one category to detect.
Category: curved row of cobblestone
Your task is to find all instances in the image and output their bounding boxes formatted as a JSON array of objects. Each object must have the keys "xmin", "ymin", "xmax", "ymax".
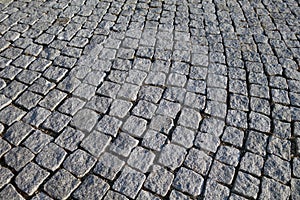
[{"xmin": 0, "ymin": 0, "xmax": 299, "ymax": 199}]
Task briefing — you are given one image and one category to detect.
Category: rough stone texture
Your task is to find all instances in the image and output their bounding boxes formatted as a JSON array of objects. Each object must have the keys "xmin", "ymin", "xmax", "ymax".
[
  {"xmin": 15, "ymin": 162, "xmax": 50, "ymax": 195},
  {"xmin": 0, "ymin": 0, "xmax": 298, "ymax": 198},
  {"xmin": 0, "ymin": 166, "xmax": 14, "ymax": 189},
  {"xmin": 72, "ymin": 175, "xmax": 109, "ymax": 200},
  {"xmin": 113, "ymin": 166, "xmax": 146, "ymax": 199},
  {"xmin": 44, "ymin": 169, "xmax": 81, "ymax": 199}
]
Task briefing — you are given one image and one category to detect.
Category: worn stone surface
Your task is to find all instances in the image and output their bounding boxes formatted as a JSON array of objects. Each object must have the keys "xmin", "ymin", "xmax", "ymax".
[{"xmin": 0, "ymin": 0, "xmax": 298, "ymax": 198}]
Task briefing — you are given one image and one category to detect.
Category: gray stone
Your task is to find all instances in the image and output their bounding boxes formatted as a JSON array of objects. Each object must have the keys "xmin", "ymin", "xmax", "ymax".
[
  {"xmin": 264, "ymin": 155, "xmax": 291, "ymax": 184},
  {"xmin": 73, "ymin": 83, "xmax": 96, "ymax": 101},
  {"xmin": 23, "ymin": 107, "xmax": 51, "ymax": 127},
  {"xmin": 0, "ymin": 137, "xmax": 11, "ymax": 158},
  {"xmin": 80, "ymin": 131, "xmax": 111, "ymax": 157},
  {"xmin": 85, "ymin": 96, "xmax": 112, "ymax": 113},
  {"xmin": 42, "ymin": 112, "xmax": 71, "ymax": 133},
  {"xmin": 184, "ymin": 148, "xmax": 212, "ymax": 176},
  {"xmin": 209, "ymin": 160, "xmax": 235, "ymax": 184},
  {"xmin": 4, "ymin": 121, "xmax": 34, "ymax": 145},
  {"xmin": 0, "ymin": 166, "xmax": 14, "ymax": 189},
  {"xmin": 72, "ymin": 175, "xmax": 109, "ymax": 200},
  {"xmin": 0, "ymin": 94, "xmax": 11, "ymax": 110},
  {"xmin": 0, "ymin": 184, "xmax": 25, "ymax": 200},
  {"xmin": 44, "ymin": 169, "xmax": 80, "ymax": 199},
  {"xmin": 113, "ymin": 166, "xmax": 146, "ymax": 198},
  {"xmin": 117, "ymin": 83, "xmax": 140, "ymax": 101},
  {"xmin": 104, "ymin": 190, "xmax": 129, "ymax": 200},
  {"xmin": 178, "ymin": 107, "xmax": 201, "ymax": 130},
  {"xmin": 132, "ymin": 100, "xmax": 157, "ymax": 119},
  {"xmin": 58, "ymin": 97, "xmax": 85, "ymax": 116},
  {"xmin": 23, "ymin": 130, "xmax": 53, "ymax": 154},
  {"xmin": 246, "ymin": 131, "xmax": 268, "ymax": 156},
  {"xmin": 15, "ymin": 162, "xmax": 50, "ymax": 195},
  {"xmin": 216, "ymin": 145, "xmax": 240, "ymax": 167},
  {"xmin": 169, "ymin": 190, "xmax": 192, "ymax": 200},
  {"xmin": 36, "ymin": 143, "xmax": 67, "ymax": 171},
  {"xmin": 63, "ymin": 149, "xmax": 96, "ymax": 177},
  {"xmin": 0, "ymin": 105, "xmax": 26, "ymax": 126},
  {"xmin": 71, "ymin": 109, "xmax": 98, "ymax": 132},
  {"xmin": 205, "ymin": 100, "xmax": 227, "ymax": 119},
  {"xmin": 240, "ymin": 152, "xmax": 264, "ymax": 176},
  {"xmin": 268, "ymin": 136, "xmax": 291, "ymax": 160},
  {"xmin": 156, "ymin": 99, "xmax": 181, "ymax": 119},
  {"xmin": 221, "ymin": 126, "xmax": 244, "ymax": 147},
  {"xmin": 144, "ymin": 165, "xmax": 174, "ymax": 196},
  {"xmin": 94, "ymin": 152, "xmax": 125, "ymax": 180},
  {"xmin": 122, "ymin": 116, "xmax": 147, "ymax": 137},
  {"xmin": 200, "ymin": 117, "xmax": 225, "ymax": 136},
  {"xmin": 39, "ymin": 89, "xmax": 67, "ymax": 111},
  {"xmin": 138, "ymin": 86, "xmax": 164, "ymax": 103},
  {"xmin": 55, "ymin": 127, "xmax": 85, "ymax": 151},
  {"xmin": 172, "ymin": 167, "xmax": 203, "ymax": 196},
  {"xmin": 204, "ymin": 179, "xmax": 230, "ymax": 200},
  {"xmin": 110, "ymin": 132, "xmax": 139, "ymax": 157},
  {"xmin": 4, "ymin": 146, "xmax": 34, "ymax": 171},
  {"xmin": 136, "ymin": 190, "xmax": 161, "ymax": 200},
  {"xmin": 171, "ymin": 126, "xmax": 195, "ymax": 148},
  {"xmin": 249, "ymin": 112, "xmax": 271, "ymax": 133},
  {"xmin": 97, "ymin": 81, "xmax": 121, "ymax": 99},
  {"xmin": 233, "ymin": 172, "xmax": 260, "ymax": 198},
  {"xmin": 259, "ymin": 177, "xmax": 290, "ymax": 200},
  {"xmin": 109, "ymin": 99, "xmax": 133, "ymax": 118},
  {"xmin": 226, "ymin": 109, "xmax": 248, "ymax": 129},
  {"xmin": 194, "ymin": 132, "xmax": 220, "ymax": 153},
  {"xmin": 96, "ymin": 115, "xmax": 122, "ymax": 137},
  {"xmin": 127, "ymin": 147, "xmax": 155, "ymax": 173},
  {"xmin": 158, "ymin": 144, "xmax": 187, "ymax": 170},
  {"xmin": 291, "ymin": 178, "xmax": 300, "ymax": 200}
]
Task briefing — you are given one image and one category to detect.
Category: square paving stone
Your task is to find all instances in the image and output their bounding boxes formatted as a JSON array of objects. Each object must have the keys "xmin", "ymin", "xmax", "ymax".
[
  {"xmin": 94, "ymin": 152, "xmax": 125, "ymax": 180},
  {"xmin": 178, "ymin": 107, "xmax": 202, "ymax": 130},
  {"xmin": 216, "ymin": 145, "xmax": 240, "ymax": 167},
  {"xmin": 246, "ymin": 131, "xmax": 268, "ymax": 156},
  {"xmin": 22, "ymin": 106, "xmax": 51, "ymax": 127},
  {"xmin": 221, "ymin": 126, "xmax": 244, "ymax": 147},
  {"xmin": 204, "ymin": 179, "xmax": 230, "ymax": 200},
  {"xmin": 85, "ymin": 96, "xmax": 112, "ymax": 113},
  {"xmin": 15, "ymin": 162, "xmax": 50, "ymax": 195},
  {"xmin": 4, "ymin": 121, "xmax": 34, "ymax": 145},
  {"xmin": 96, "ymin": 115, "xmax": 123, "ymax": 137},
  {"xmin": 31, "ymin": 192, "xmax": 53, "ymax": 200},
  {"xmin": 73, "ymin": 175, "xmax": 109, "ymax": 199},
  {"xmin": 233, "ymin": 171, "xmax": 260, "ymax": 199},
  {"xmin": 138, "ymin": 86, "xmax": 164, "ymax": 103},
  {"xmin": 58, "ymin": 97, "xmax": 85, "ymax": 116},
  {"xmin": 39, "ymin": 89, "xmax": 67, "ymax": 111},
  {"xmin": 240, "ymin": 152, "xmax": 264, "ymax": 176},
  {"xmin": 259, "ymin": 177, "xmax": 290, "ymax": 200},
  {"xmin": 15, "ymin": 91, "xmax": 42, "ymax": 110},
  {"xmin": 132, "ymin": 100, "xmax": 157, "ymax": 119},
  {"xmin": 122, "ymin": 115, "xmax": 147, "ymax": 137},
  {"xmin": 209, "ymin": 160, "xmax": 235, "ymax": 185},
  {"xmin": 63, "ymin": 149, "xmax": 96, "ymax": 178},
  {"xmin": 156, "ymin": 99, "xmax": 181, "ymax": 119},
  {"xmin": 113, "ymin": 166, "xmax": 146, "ymax": 199},
  {"xmin": 23, "ymin": 130, "xmax": 53, "ymax": 154},
  {"xmin": 149, "ymin": 115, "xmax": 174, "ymax": 134},
  {"xmin": 117, "ymin": 83, "xmax": 140, "ymax": 101},
  {"xmin": 184, "ymin": 148, "xmax": 212, "ymax": 176},
  {"xmin": 44, "ymin": 169, "xmax": 81, "ymax": 200},
  {"xmin": 0, "ymin": 184, "xmax": 25, "ymax": 200},
  {"xmin": 35, "ymin": 143, "xmax": 67, "ymax": 171},
  {"xmin": 268, "ymin": 136, "xmax": 291, "ymax": 160},
  {"xmin": 80, "ymin": 130, "xmax": 111, "ymax": 157},
  {"xmin": 42, "ymin": 112, "xmax": 71, "ymax": 133},
  {"xmin": 142, "ymin": 129, "xmax": 167, "ymax": 151},
  {"xmin": 0, "ymin": 105, "xmax": 26, "ymax": 126},
  {"xmin": 200, "ymin": 117, "xmax": 225, "ymax": 136},
  {"xmin": 71, "ymin": 108, "xmax": 99, "ymax": 132},
  {"xmin": 73, "ymin": 83, "xmax": 96, "ymax": 101},
  {"xmin": 127, "ymin": 146, "xmax": 155, "ymax": 173},
  {"xmin": 4, "ymin": 146, "xmax": 34, "ymax": 171},
  {"xmin": 158, "ymin": 143, "xmax": 187, "ymax": 170},
  {"xmin": 144, "ymin": 165, "xmax": 174, "ymax": 196},
  {"xmin": 0, "ymin": 166, "xmax": 14, "ymax": 189},
  {"xmin": 264, "ymin": 155, "xmax": 291, "ymax": 184},
  {"xmin": 55, "ymin": 126, "xmax": 85, "ymax": 151},
  {"xmin": 171, "ymin": 126, "xmax": 195, "ymax": 148},
  {"xmin": 172, "ymin": 167, "xmax": 204, "ymax": 196},
  {"xmin": 0, "ymin": 94, "xmax": 11, "ymax": 110},
  {"xmin": 110, "ymin": 132, "xmax": 139, "ymax": 157},
  {"xmin": 109, "ymin": 99, "xmax": 133, "ymax": 118},
  {"xmin": 194, "ymin": 132, "xmax": 220, "ymax": 153}
]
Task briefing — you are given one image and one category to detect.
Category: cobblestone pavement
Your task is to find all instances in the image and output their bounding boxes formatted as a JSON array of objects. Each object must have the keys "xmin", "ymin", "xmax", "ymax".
[{"xmin": 0, "ymin": 0, "xmax": 299, "ymax": 199}]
